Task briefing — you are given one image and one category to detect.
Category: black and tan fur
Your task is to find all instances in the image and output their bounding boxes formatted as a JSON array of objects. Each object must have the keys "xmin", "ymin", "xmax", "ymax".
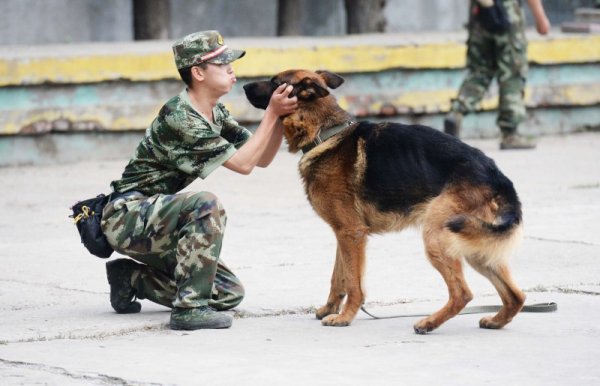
[{"xmin": 244, "ymin": 69, "xmax": 526, "ymax": 334}]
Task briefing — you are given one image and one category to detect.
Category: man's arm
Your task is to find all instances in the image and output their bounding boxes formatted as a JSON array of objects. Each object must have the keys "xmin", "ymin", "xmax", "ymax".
[
  {"xmin": 527, "ymin": 0, "xmax": 550, "ymax": 35},
  {"xmin": 256, "ymin": 119, "xmax": 284, "ymax": 168},
  {"xmin": 223, "ymin": 84, "xmax": 297, "ymax": 174}
]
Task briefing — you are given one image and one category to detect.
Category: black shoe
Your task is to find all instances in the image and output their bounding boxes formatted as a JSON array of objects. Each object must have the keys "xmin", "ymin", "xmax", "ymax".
[
  {"xmin": 170, "ymin": 306, "xmax": 233, "ymax": 330},
  {"xmin": 106, "ymin": 259, "xmax": 142, "ymax": 314},
  {"xmin": 443, "ymin": 111, "xmax": 463, "ymax": 137}
]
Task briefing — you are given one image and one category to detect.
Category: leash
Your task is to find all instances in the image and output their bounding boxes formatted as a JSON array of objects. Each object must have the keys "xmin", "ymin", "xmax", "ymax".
[{"xmin": 360, "ymin": 302, "xmax": 557, "ymax": 320}]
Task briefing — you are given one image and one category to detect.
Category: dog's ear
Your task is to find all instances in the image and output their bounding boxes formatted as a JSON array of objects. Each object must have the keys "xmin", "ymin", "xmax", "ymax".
[
  {"xmin": 243, "ymin": 81, "xmax": 276, "ymax": 110},
  {"xmin": 316, "ymin": 70, "xmax": 344, "ymax": 89},
  {"xmin": 295, "ymin": 77, "xmax": 330, "ymax": 100}
]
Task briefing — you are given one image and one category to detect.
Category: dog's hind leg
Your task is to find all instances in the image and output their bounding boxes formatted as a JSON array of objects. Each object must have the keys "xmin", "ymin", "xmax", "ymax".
[
  {"xmin": 414, "ymin": 221, "xmax": 473, "ymax": 334},
  {"xmin": 413, "ymin": 249, "xmax": 473, "ymax": 334},
  {"xmin": 466, "ymin": 257, "xmax": 525, "ymax": 329},
  {"xmin": 316, "ymin": 245, "xmax": 347, "ymax": 320},
  {"xmin": 321, "ymin": 228, "xmax": 368, "ymax": 327}
]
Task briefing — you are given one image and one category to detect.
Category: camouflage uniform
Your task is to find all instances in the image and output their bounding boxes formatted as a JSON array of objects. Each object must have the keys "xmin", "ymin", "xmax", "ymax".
[
  {"xmin": 450, "ymin": 0, "xmax": 528, "ymax": 135},
  {"xmin": 102, "ymin": 31, "xmax": 250, "ymax": 311}
]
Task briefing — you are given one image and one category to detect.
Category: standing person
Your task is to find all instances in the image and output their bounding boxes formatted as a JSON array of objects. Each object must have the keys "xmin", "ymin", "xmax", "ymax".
[
  {"xmin": 101, "ymin": 30, "xmax": 297, "ymax": 330},
  {"xmin": 444, "ymin": 0, "xmax": 550, "ymax": 149}
]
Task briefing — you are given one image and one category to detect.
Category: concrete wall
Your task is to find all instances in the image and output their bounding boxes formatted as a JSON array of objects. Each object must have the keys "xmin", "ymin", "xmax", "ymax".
[
  {"xmin": 1, "ymin": 0, "xmax": 595, "ymax": 45},
  {"xmin": 0, "ymin": 0, "xmax": 133, "ymax": 45}
]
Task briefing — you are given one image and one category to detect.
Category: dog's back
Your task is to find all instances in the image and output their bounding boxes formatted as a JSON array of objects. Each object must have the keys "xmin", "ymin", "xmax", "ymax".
[{"xmin": 356, "ymin": 121, "xmax": 501, "ymax": 211}]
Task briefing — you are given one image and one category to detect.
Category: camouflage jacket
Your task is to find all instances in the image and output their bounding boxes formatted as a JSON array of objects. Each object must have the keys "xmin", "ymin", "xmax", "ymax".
[{"xmin": 111, "ymin": 89, "xmax": 251, "ymax": 195}]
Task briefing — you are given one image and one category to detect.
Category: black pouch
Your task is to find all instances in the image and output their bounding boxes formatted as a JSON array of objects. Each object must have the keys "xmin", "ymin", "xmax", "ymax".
[
  {"xmin": 70, "ymin": 194, "xmax": 114, "ymax": 258},
  {"xmin": 477, "ymin": 1, "xmax": 510, "ymax": 34}
]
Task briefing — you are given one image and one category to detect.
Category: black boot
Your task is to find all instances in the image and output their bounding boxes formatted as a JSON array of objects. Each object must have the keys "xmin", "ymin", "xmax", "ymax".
[
  {"xmin": 443, "ymin": 111, "xmax": 463, "ymax": 137},
  {"xmin": 106, "ymin": 259, "xmax": 142, "ymax": 314}
]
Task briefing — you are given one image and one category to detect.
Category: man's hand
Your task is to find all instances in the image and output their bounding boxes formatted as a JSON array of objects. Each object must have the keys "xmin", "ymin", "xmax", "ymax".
[
  {"xmin": 266, "ymin": 83, "xmax": 298, "ymax": 117},
  {"xmin": 535, "ymin": 17, "xmax": 550, "ymax": 35},
  {"xmin": 527, "ymin": 0, "xmax": 551, "ymax": 35},
  {"xmin": 223, "ymin": 84, "xmax": 295, "ymax": 174}
]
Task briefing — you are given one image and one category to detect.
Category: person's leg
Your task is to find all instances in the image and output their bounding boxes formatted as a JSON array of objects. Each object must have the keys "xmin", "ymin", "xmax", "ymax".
[
  {"xmin": 105, "ymin": 230, "xmax": 244, "ymax": 312},
  {"xmin": 209, "ymin": 259, "xmax": 245, "ymax": 311},
  {"xmin": 495, "ymin": 5, "xmax": 535, "ymax": 149},
  {"xmin": 102, "ymin": 191, "xmax": 234, "ymax": 329},
  {"xmin": 445, "ymin": 27, "xmax": 496, "ymax": 137}
]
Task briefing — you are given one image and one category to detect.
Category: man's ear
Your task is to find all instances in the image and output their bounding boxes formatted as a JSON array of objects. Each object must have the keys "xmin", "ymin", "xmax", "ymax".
[
  {"xmin": 191, "ymin": 66, "xmax": 205, "ymax": 82},
  {"xmin": 316, "ymin": 70, "xmax": 344, "ymax": 89}
]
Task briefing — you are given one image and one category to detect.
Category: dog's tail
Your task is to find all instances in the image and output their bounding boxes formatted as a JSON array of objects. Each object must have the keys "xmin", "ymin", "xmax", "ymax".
[
  {"xmin": 445, "ymin": 210, "xmax": 520, "ymax": 237},
  {"xmin": 444, "ymin": 179, "xmax": 523, "ymax": 266},
  {"xmin": 447, "ymin": 167, "xmax": 522, "ymax": 235}
]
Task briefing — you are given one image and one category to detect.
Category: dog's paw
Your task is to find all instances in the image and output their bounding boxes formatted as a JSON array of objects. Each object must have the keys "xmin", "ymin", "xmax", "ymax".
[
  {"xmin": 315, "ymin": 304, "xmax": 337, "ymax": 320},
  {"xmin": 413, "ymin": 319, "xmax": 435, "ymax": 335},
  {"xmin": 479, "ymin": 316, "xmax": 504, "ymax": 329},
  {"xmin": 321, "ymin": 314, "xmax": 351, "ymax": 327},
  {"xmin": 315, "ymin": 308, "xmax": 329, "ymax": 320}
]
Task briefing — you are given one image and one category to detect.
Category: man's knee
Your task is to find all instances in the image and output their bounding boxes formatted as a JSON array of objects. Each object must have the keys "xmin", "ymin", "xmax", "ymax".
[{"xmin": 184, "ymin": 192, "xmax": 227, "ymax": 225}]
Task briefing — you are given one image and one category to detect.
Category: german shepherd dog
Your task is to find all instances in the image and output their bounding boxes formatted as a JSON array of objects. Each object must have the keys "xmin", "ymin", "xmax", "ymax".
[{"xmin": 244, "ymin": 69, "xmax": 525, "ymax": 334}]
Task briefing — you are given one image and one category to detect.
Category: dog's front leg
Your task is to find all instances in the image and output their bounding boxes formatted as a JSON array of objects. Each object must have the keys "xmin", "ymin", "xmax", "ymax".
[
  {"xmin": 321, "ymin": 228, "xmax": 367, "ymax": 327},
  {"xmin": 316, "ymin": 245, "xmax": 346, "ymax": 320}
]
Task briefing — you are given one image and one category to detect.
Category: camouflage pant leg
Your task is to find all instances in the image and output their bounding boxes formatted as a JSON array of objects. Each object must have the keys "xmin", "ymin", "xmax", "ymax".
[
  {"xmin": 452, "ymin": 22, "xmax": 528, "ymax": 131},
  {"xmin": 131, "ymin": 264, "xmax": 177, "ymax": 308},
  {"xmin": 494, "ymin": 26, "xmax": 528, "ymax": 131},
  {"xmin": 132, "ymin": 257, "xmax": 244, "ymax": 310},
  {"xmin": 102, "ymin": 191, "xmax": 244, "ymax": 309},
  {"xmin": 451, "ymin": 27, "xmax": 497, "ymax": 114},
  {"xmin": 210, "ymin": 259, "xmax": 245, "ymax": 310}
]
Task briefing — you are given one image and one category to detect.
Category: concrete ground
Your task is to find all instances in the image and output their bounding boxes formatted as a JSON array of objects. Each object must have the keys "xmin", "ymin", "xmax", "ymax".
[{"xmin": 1, "ymin": 132, "xmax": 599, "ymax": 385}]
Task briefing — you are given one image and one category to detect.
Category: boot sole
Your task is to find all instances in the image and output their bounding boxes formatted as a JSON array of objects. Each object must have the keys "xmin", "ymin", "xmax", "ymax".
[
  {"xmin": 170, "ymin": 317, "xmax": 232, "ymax": 330},
  {"xmin": 114, "ymin": 301, "xmax": 142, "ymax": 314},
  {"xmin": 500, "ymin": 144, "xmax": 536, "ymax": 150}
]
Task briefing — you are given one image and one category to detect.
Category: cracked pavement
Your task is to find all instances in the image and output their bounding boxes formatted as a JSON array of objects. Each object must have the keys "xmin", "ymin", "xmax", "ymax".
[{"xmin": 1, "ymin": 133, "xmax": 599, "ymax": 385}]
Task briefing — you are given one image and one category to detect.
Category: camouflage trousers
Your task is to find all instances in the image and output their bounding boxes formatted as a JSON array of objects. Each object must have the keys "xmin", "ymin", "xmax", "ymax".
[
  {"xmin": 101, "ymin": 191, "xmax": 244, "ymax": 310},
  {"xmin": 451, "ymin": 21, "xmax": 528, "ymax": 132}
]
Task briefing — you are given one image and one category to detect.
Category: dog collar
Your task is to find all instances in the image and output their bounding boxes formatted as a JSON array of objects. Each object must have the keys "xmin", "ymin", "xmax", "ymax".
[{"xmin": 301, "ymin": 120, "xmax": 356, "ymax": 154}]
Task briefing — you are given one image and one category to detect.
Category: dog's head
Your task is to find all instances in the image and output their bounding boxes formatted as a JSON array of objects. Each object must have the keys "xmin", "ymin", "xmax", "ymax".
[
  {"xmin": 244, "ymin": 70, "xmax": 349, "ymax": 153},
  {"xmin": 243, "ymin": 69, "xmax": 344, "ymax": 110}
]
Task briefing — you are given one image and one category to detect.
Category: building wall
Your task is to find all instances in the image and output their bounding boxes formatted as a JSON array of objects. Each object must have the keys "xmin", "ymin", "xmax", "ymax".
[
  {"xmin": 1, "ymin": 0, "xmax": 595, "ymax": 45},
  {"xmin": 0, "ymin": 0, "xmax": 132, "ymax": 45}
]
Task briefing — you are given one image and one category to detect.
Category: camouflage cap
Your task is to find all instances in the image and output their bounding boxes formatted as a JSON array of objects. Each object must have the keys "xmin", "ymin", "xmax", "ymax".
[{"xmin": 172, "ymin": 30, "xmax": 246, "ymax": 69}]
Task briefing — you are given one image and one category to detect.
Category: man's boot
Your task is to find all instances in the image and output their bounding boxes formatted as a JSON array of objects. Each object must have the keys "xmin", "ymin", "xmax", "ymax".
[
  {"xmin": 106, "ymin": 258, "xmax": 142, "ymax": 314},
  {"xmin": 444, "ymin": 111, "xmax": 463, "ymax": 137},
  {"xmin": 170, "ymin": 306, "xmax": 233, "ymax": 330},
  {"xmin": 500, "ymin": 128, "xmax": 537, "ymax": 150}
]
